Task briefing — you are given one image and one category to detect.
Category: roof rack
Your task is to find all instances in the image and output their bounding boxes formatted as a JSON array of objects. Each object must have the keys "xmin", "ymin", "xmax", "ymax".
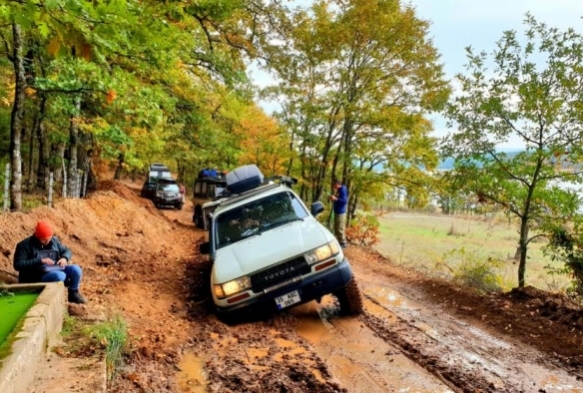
[{"xmin": 213, "ymin": 175, "xmax": 297, "ymax": 209}]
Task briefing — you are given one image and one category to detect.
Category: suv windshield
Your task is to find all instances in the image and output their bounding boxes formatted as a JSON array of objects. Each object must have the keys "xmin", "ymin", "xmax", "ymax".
[
  {"xmin": 216, "ymin": 191, "xmax": 308, "ymax": 248},
  {"xmin": 160, "ymin": 184, "xmax": 180, "ymax": 193}
]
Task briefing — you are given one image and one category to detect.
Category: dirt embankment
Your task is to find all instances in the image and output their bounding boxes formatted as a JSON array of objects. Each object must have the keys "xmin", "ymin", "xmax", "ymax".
[{"xmin": 0, "ymin": 181, "xmax": 201, "ymax": 392}]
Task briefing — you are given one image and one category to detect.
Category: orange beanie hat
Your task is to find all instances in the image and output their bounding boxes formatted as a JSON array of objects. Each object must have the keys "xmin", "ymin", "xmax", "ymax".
[{"xmin": 34, "ymin": 220, "xmax": 53, "ymax": 239}]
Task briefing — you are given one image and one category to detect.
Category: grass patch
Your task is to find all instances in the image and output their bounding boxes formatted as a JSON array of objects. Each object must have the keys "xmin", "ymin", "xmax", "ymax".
[
  {"xmin": 435, "ymin": 248, "xmax": 508, "ymax": 293},
  {"xmin": 377, "ymin": 212, "xmax": 571, "ymax": 291},
  {"xmin": 59, "ymin": 314, "xmax": 129, "ymax": 383}
]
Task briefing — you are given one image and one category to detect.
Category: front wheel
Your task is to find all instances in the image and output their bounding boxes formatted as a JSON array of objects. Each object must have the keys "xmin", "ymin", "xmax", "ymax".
[{"xmin": 333, "ymin": 279, "xmax": 364, "ymax": 315}]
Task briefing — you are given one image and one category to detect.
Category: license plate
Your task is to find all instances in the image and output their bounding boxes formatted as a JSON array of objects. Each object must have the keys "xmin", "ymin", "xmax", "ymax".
[{"xmin": 275, "ymin": 290, "xmax": 301, "ymax": 310}]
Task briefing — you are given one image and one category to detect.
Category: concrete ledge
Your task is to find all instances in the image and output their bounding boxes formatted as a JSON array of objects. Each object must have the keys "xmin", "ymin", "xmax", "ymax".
[{"xmin": 0, "ymin": 283, "xmax": 65, "ymax": 393}]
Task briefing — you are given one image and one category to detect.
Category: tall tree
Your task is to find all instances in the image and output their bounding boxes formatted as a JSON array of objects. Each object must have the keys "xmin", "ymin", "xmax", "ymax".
[
  {"xmin": 264, "ymin": 0, "xmax": 449, "ymax": 214},
  {"xmin": 9, "ymin": 22, "xmax": 25, "ymax": 210},
  {"xmin": 443, "ymin": 15, "xmax": 583, "ymax": 288}
]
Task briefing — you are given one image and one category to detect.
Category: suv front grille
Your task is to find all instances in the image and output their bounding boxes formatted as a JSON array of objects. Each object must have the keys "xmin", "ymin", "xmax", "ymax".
[{"xmin": 250, "ymin": 257, "xmax": 310, "ymax": 293}]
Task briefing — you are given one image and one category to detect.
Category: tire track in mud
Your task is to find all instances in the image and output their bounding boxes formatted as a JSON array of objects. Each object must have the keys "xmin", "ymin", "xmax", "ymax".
[
  {"xmin": 359, "ymin": 282, "xmax": 583, "ymax": 393},
  {"xmin": 292, "ymin": 300, "xmax": 454, "ymax": 393}
]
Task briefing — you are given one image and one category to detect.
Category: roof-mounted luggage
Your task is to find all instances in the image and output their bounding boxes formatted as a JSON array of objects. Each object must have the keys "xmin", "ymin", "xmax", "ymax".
[{"xmin": 226, "ymin": 165, "xmax": 264, "ymax": 194}]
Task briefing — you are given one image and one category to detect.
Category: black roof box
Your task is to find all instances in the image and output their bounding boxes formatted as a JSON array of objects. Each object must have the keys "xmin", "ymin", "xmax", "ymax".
[{"xmin": 226, "ymin": 165, "xmax": 264, "ymax": 194}]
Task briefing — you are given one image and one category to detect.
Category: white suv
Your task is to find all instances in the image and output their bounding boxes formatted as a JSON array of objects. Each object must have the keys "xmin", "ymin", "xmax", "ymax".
[{"xmin": 199, "ymin": 165, "xmax": 363, "ymax": 321}]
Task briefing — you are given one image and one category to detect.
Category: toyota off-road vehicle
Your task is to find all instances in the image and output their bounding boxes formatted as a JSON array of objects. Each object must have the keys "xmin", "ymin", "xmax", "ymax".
[{"xmin": 199, "ymin": 164, "xmax": 363, "ymax": 322}]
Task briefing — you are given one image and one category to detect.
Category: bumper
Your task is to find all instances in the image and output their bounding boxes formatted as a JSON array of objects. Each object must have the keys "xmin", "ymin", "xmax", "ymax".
[
  {"xmin": 216, "ymin": 258, "xmax": 354, "ymax": 315},
  {"xmin": 154, "ymin": 197, "xmax": 182, "ymax": 205}
]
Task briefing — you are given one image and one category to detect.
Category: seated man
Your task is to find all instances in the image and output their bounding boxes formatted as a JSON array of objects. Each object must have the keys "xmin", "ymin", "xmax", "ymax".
[{"xmin": 13, "ymin": 220, "xmax": 87, "ymax": 304}]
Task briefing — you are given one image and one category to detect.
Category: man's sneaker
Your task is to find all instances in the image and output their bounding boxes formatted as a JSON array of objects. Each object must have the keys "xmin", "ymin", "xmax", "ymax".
[{"xmin": 68, "ymin": 290, "xmax": 87, "ymax": 304}]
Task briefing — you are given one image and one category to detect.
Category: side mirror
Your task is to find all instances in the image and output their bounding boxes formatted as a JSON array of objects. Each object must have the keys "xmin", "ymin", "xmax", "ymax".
[
  {"xmin": 199, "ymin": 242, "xmax": 210, "ymax": 255},
  {"xmin": 311, "ymin": 201, "xmax": 325, "ymax": 217}
]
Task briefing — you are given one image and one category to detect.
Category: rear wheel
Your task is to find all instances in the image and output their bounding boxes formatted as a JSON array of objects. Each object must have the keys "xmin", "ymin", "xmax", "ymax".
[{"xmin": 334, "ymin": 279, "xmax": 364, "ymax": 315}]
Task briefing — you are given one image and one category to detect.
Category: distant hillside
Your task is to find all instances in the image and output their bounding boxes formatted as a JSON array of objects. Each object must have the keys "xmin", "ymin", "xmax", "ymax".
[{"xmin": 438, "ymin": 149, "xmax": 523, "ymax": 170}]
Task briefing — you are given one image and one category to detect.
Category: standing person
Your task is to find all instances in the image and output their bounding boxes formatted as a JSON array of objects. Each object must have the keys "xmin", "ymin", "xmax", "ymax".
[
  {"xmin": 13, "ymin": 220, "xmax": 87, "ymax": 304},
  {"xmin": 179, "ymin": 183, "xmax": 186, "ymax": 202},
  {"xmin": 329, "ymin": 179, "xmax": 348, "ymax": 248}
]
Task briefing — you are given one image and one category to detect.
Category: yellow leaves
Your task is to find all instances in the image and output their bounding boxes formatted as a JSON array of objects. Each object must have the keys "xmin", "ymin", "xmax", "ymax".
[
  {"xmin": 47, "ymin": 36, "xmax": 91, "ymax": 61},
  {"xmin": 25, "ymin": 87, "xmax": 36, "ymax": 97},
  {"xmin": 48, "ymin": 37, "xmax": 61, "ymax": 56},
  {"xmin": 80, "ymin": 43, "xmax": 92, "ymax": 61},
  {"xmin": 106, "ymin": 89, "xmax": 117, "ymax": 104},
  {"xmin": 232, "ymin": 106, "xmax": 289, "ymax": 175}
]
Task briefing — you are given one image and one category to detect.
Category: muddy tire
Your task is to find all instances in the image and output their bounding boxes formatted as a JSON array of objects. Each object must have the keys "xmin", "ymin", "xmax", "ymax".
[{"xmin": 334, "ymin": 279, "xmax": 364, "ymax": 315}]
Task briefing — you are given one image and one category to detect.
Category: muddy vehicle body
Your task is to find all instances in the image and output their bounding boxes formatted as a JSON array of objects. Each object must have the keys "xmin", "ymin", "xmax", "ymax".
[
  {"xmin": 153, "ymin": 179, "xmax": 183, "ymax": 210},
  {"xmin": 199, "ymin": 165, "xmax": 363, "ymax": 322},
  {"xmin": 141, "ymin": 164, "xmax": 173, "ymax": 200}
]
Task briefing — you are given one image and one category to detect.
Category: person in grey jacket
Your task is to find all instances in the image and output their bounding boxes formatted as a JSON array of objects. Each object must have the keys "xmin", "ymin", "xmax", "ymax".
[{"xmin": 13, "ymin": 220, "xmax": 87, "ymax": 304}]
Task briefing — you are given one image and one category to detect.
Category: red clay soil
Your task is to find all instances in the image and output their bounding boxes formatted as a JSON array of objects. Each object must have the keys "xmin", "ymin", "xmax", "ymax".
[
  {"xmin": 1, "ymin": 180, "xmax": 582, "ymax": 392},
  {"xmin": 347, "ymin": 247, "xmax": 583, "ymax": 377}
]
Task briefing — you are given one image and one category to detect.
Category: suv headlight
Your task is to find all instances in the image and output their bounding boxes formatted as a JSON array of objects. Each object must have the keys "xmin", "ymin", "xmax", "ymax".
[
  {"xmin": 304, "ymin": 241, "xmax": 340, "ymax": 264},
  {"xmin": 156, "ymin": 191, "xmax": 164, "ymax": 198},
  {"xmin": 214, "ymin": 276, "xmax": 252, "ymax": 299}
]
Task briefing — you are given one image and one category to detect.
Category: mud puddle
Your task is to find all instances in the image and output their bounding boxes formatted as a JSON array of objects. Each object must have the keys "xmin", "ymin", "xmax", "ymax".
[
  {"xmin": 177, "ymin": 353, "xmax": 207, "ymax": 392},
  {"xmin": 361, "ymin": 280, "xmax": 583, "ymax": 393},
  {"xmin": 291, "ymin": 300, "xmax": 454, "ymax": 392}
]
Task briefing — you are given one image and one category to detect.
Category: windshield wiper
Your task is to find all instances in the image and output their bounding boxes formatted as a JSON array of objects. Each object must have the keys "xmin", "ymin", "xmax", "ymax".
[{"xmin": 261, "ymin": 217, "xmax": 304, "ymax": 231}]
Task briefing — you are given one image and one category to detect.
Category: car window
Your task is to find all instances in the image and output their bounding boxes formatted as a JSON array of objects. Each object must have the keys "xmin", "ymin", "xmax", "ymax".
[
  {"xmin": 200, "ymin": 181, "xmax": 208, "ymax": 196},
  {"xmin": 194, "ymin": 181, "xmax": 201, "ymax": 196},
  {"xmin": 160, "ymin": 184, "xmax": 180, "ymax": 192},
  {"xmin": 215, "ymin": 192, "xmax": 308, "ymax": 248},
  {"xmin": 207, "ymin": 184, "xmax": 215, "ymax": 198}
]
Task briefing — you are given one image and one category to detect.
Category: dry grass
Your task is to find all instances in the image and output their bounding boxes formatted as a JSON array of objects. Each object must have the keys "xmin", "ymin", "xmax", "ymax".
[{"xmin": 376, "ymin": 212, "xmax": 570, "ymax": 291}]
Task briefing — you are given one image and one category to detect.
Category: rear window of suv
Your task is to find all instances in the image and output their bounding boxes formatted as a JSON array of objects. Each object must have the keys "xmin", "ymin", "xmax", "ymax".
[
  {"xmin": 160, "ymin": 184, "xmax": 180, "ymax": 192},
  {"xmin": 215, "ymin": 191, "xmax": 309, "ymax": 248}
]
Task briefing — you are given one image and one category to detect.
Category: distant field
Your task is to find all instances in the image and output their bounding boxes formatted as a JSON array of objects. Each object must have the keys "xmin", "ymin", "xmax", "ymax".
[{"xmin": 375, "ymin": 212, "xmax": 570, "ymax": 291}]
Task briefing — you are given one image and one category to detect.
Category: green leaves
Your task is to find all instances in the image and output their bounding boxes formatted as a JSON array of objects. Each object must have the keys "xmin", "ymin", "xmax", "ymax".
[{"xmin": 444, "ymin": 15, "xmax": 583, "ymax": 287}]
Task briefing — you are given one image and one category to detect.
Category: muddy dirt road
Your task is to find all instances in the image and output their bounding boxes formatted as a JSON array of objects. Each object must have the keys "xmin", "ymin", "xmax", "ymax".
[
  {"xmin": 142, "ymin": 182, "xmax": 582, "ymax": 393},
  {"xmin": 5, "ymin": 181, "xmax": 581, "ymax": 392}
]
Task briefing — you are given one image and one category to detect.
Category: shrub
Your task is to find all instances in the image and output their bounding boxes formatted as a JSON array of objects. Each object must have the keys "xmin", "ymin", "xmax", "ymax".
[
  {"xmin": 61, "ymin": 314, "xmax": 129, "ymax": 384},
  {"xmin": 435, "ymin": 248, "xmax": 505, "ymax": 293},
  {"xmin": 346, "ymin": 213, "xmax": 380, "ymax": 247},
  {"xmin": 89, "ymin": 316, "xmax": 128, "ymax": 383},
  {"xmin": 545, "ymin": 227, "xmax": 583, "ymax": 300}
]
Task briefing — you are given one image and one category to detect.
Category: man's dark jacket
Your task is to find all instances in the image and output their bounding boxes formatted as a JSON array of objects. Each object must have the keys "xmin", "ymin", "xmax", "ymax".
[
  {"xmin": 333, "ymin": 185, "xmax": 348, "ymax": 214},
  {"xmin": 13, "ymin": 236, "xmax": 72, "ymax": 283}
]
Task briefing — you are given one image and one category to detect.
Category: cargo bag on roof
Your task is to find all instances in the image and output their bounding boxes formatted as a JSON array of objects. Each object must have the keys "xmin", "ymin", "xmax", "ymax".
[{"xmin": 226, "ymin": 165, "xmax": 264, "ymax": 194}]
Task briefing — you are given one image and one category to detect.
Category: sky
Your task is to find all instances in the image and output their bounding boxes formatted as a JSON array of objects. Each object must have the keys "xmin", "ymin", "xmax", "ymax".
[
  {"xmin": 251, "ymin": 1, "xmax": 583, "ymax": 150},
  {"xmin": 408, "ymin": 0, "xmax": 583, "ymax": 149}
]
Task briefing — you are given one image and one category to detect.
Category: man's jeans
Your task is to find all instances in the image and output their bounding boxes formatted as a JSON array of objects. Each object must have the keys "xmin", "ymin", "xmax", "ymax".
[
  {"xmin": 334, "ymin": 213, "xmax": 347, "ymax": 245},
  {"xmin": 41, "ymin": 264, "xmax": 83, "ymax": 291}
]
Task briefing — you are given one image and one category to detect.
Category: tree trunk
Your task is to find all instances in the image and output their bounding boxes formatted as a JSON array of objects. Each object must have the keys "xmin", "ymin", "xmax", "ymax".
[
  {"xmin": 286, "ymin": 127, "xmax": 296, "ymax": 177},
  {"xmin": 26, "ymin": 121, "xmax": 34, "ymax": 192},
  {"xmin": 35, "ymin": 104, "xmax": 50, "ymax": 192},
  {"xmin": 52, "ymin": 143, "xmax": 66, "ymax": 184},
  {"xmin": 114, "ymin": 153, "xmax": 124, "ymax": 180},
  {"xmin": 68, "ymin": 95, "xmax": 81, "ymax": 195},
  {"xmin": 24, "ymin": 47, "xmax": 36, "ymax": 193},
  {"xmin": 9, "ymin": 23, "xmax": 26, "ymax": 211},
  {"xmin": 518, "ymin": 217, "xmax": 529, "ymax": 288}
]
